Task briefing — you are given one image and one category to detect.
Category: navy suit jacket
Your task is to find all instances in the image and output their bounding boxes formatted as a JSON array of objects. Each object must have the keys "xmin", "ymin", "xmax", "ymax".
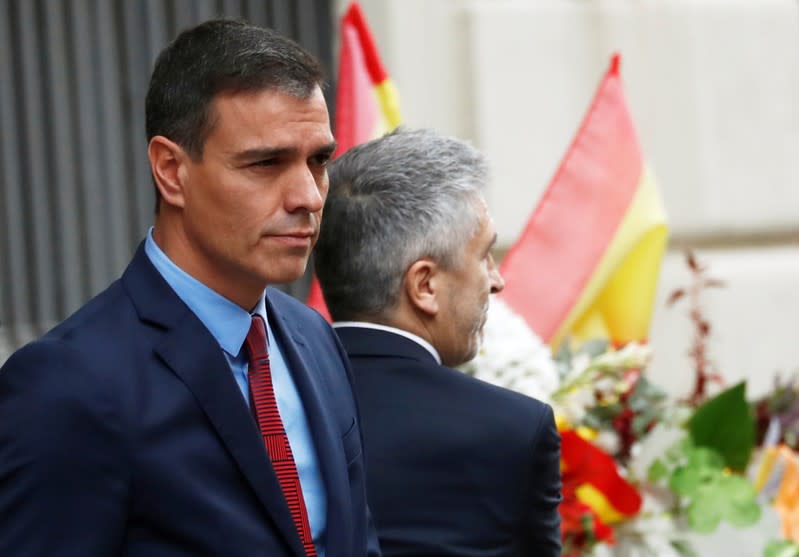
[
  {"xmin": 0, "ymin": 245, "xmax": 380, "ymax": 557},
  {"xmin": 336, "ymin": 326, "xmax": 561, "ymax": 557}
]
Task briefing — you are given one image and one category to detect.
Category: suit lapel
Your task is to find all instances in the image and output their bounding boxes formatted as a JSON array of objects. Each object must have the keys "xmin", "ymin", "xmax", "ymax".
[
  {"xmin": 122, "ymin": 245, "xmax": 306, "ymax": 557},
  {"xmin": 266, "ymin": 290, "xmax": 352, "ymax": 557}
]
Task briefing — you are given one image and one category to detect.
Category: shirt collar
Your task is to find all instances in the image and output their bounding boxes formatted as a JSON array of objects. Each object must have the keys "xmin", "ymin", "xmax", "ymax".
[
  {"xmin": 332, "ymin": 321, "xmax": 441, "ymax": 364},
  {"xmin": 144, "ymin": 227, "xmax": 266, "ymax": 357}
]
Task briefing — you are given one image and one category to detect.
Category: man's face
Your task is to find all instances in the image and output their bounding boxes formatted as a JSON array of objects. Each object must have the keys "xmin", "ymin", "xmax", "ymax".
[
  {"xmin": 176, "ymin": 86, "xmax": 335, "ymax": 304},
  {"xmin": 434, "ymin": 203, "xmax": 505, "ymax": 367}
]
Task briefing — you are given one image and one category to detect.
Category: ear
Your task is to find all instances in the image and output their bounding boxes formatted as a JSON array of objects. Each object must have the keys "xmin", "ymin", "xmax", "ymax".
[
  {"xmin": 404, "ymin": 259, "xmax": 440, "ymax": 317},
  {"xmin": 148, "ymin": 135, "xmax": 190, "ymax": 210}
]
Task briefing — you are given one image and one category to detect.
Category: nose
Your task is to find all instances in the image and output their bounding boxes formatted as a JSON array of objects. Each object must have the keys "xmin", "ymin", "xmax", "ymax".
[
  {"xmin": 489, "ymin": 255, "xmax": 505, "ymax": 294},
  {"xmin": 286, "ymin": 164, "xmax": 325, "ymax": 213}
]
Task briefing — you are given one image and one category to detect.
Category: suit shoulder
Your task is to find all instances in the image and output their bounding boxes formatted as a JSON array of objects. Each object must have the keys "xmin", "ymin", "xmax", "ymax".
[
  {"xmin": 0, "ymin": 336, "xmax": 117, "ymax": 425},
  {"xmin": 448, "ymin": 367, "xmax": 558, "ymax": 459},
  {"xmin": 46, "ymin": 280, "xmax": 130, "ymax": 341},
  {"xmin": 2, "ymin": 281, "xmax": 137, "ymax": 388},
  {"xmin": 427, "ymin": 363, "xmax": 555, "ymax": 433},
  {"xmin": 384, "ymin": 361, "xmax": 558, "ymax": 460},
  {"xmin": 3, "ymin": 336, "xmax": 90, "ymax": 372},
  {"xmin": 446, "ymin": 363, "xmax": 550, "ymax": 411}
]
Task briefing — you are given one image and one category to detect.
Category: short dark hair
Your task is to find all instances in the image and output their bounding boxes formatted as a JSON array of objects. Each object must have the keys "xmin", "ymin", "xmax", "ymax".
[
  {"xmin": 145, "ymin": 18, "xmax": 325, "ymax": 208},
  {"xmin": 146, "ymin": 18, "xmax": 324, "ymax": 157}
]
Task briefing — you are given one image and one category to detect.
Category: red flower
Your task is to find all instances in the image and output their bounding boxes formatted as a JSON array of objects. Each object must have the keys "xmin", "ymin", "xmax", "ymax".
[{"xmin": 560, "ymin": 489, "xmax": 615, "ymax": 555}]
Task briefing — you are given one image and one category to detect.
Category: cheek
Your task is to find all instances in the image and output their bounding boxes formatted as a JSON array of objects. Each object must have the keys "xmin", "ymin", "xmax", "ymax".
[
  {"xmin": 318, "ymin": 173, "xmax": 330, "ymax": 199},
  {"xmin": 478, "ymin": 268, "xmax": 492, "ymax": 299},
  {"xmin": 186, "ymin": 171, "xmax": 235, "ymax": 217}
]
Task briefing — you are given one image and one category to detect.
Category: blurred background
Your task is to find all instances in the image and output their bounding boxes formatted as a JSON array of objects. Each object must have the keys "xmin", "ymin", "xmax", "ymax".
[
  {"xmin": 348, "ymin": 0, "xmax": 799, "ymax": 399},
  {"xmin": 2, "ymin": 0, "xmax": 798, "ymax": 399}
]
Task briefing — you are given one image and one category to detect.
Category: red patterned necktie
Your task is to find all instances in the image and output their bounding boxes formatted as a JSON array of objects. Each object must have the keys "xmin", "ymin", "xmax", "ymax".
[{"xmin": 245, "ymin": 315, "xmax": 318, "ymax": 557}]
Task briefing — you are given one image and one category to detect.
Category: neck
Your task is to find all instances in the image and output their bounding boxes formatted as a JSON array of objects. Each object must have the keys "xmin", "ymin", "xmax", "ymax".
[
  {"xmin": 377, "ymin": 307, "xmax": 436, "ymax": 353},
  {"xmin": 152, "ymin": 218, "xmax": 264, "ymax": 310}
]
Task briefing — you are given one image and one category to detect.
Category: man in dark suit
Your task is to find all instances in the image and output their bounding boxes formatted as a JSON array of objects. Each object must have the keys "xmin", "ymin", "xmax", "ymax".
[
  {"xmin": 314, "ymin": 128, "xmax": 562, "ymax": 557},
  {"xmin": 0, "ymin": 19, "xmax": 378, "ymax": 557}
]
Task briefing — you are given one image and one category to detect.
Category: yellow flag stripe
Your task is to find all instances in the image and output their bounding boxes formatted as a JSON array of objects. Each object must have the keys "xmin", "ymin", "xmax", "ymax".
[{"xmin": 553, "ymin": 166, "xmax": 668, "ymax": 347}]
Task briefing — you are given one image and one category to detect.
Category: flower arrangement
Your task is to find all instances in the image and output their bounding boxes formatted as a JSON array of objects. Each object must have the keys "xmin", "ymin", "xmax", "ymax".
[{"xmin": 461, "ymin": 252, "xmax": 799, "ymax": 557}]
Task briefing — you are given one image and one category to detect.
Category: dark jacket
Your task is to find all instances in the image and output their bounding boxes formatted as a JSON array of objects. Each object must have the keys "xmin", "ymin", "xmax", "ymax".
[
  {"xmin": 336, "ymin": 325, "xmax": 561, "ymax": 557},
  {"xmin": 0, "ymin": 244, "xmax": 380, "ymax": 557}
]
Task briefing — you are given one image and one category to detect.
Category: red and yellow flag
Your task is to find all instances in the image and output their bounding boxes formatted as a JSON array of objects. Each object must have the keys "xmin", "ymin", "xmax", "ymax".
[
  {"xmin": 499, "ymin": 54, "xmax": 668, "ymax": 347},
  {"xmin": 307, "ymin": 1, "xmax": 402, "ymax": 319}
]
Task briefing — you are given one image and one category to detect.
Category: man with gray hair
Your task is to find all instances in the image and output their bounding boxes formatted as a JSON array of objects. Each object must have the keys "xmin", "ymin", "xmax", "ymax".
[{"xmin": 314, "ymin": 128, "xmax": 562, "ymax": 557}]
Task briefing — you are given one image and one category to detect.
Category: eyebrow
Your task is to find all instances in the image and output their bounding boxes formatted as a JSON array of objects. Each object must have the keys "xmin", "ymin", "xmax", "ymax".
[{"xmin": 232, "ymin": 141, "xmax": 338, "ymax": 163}]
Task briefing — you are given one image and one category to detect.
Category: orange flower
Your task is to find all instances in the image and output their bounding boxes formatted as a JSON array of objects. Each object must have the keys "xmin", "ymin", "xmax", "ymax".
[{"xmin": 773, "ymin": 447, "xmax": 799, "ymax": 543}]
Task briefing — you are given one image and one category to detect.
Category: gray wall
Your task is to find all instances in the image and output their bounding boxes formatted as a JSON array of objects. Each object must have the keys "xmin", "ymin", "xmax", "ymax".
[{"xmin": 0, "ymin": 0, "xmax": 334, "ymax": 359}]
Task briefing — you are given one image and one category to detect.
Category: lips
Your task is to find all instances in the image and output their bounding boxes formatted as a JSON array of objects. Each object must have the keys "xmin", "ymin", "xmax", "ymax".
[
  {"xmin": 265, "ymin": 230, "xmax": 316, "ymax": 247},
  {"xmin": 278, "ymin": 230, "xmax": 314, "ymax": 238},
  {"xmin": 263, "ymin": 228, "xmax": 315, "ymax": 238}
]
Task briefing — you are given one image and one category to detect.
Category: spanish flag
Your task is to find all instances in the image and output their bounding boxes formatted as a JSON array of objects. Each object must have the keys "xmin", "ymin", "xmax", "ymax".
[
  {"xmin": 498, "ymin": 54, "xmax": 668, "ymax": 347},
  {"xmin": 307, "ymin": 1, "xmax": 402, "ymax": 319}
]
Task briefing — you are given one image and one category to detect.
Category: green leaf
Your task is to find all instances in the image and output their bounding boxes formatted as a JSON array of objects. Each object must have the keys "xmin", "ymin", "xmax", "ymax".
[
  {"xmin": 764, "ymin": 540, "xmax": 799, "ymax": 557},
  {"xmin": 581, "ymin": 338, "xmax": 609, "ymax": 358},
  {"xmin": 581, "ymin": 412, "xmax": 603, "ymax": 430},
  {"xmin": 664, "ymin": 436, "xmax": 693, "ymax": 463},
  {"xmin": 726, "ymin": 500, "xmax": 761, "ymax": 527},
  {"xmin": 670, "ymin": 466, "xmax": 705, "ymax": 495},
  {"xmin": 671, "ymin": 539, "xmax": 700, "ymax": 557},
  {"xmin": 642, "ymin": 376, "xmax": 668, "ymax": 396},
  {"xmin": 688, "ymin": 382, "xmax": 756, "ymax": 470},
  {"xmin": 628, "ymin": 397, "xmax": 648, "ymax": 413},
  {"xmin": 554, "ymin": 339, "xmax": 573, "ymax": 365},
  {"xmin": 687, "ymin": 446, "xmax": 725, "ymax": 469},
  {"xmin": 686, "ymin": 492, "xmax": 723, "ymax": 533},
  {"xmin": 648, "ymin": 458, "xmax": 669, "ymax": 482},
  {"xmin": 720, "ymin": 475, "xmax": 761, "ymax": 527},
  {"xmin": 632, "ymin": 413, "xmax": 653, "ymax": 437}
]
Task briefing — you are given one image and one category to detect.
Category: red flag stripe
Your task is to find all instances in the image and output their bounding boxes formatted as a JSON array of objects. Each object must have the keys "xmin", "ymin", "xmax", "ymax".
[
  {"xmin": 341, "ymin": 2, "xmax": 389, "ymax": 85},
  {"xmin": 498, "ymin": 54, "xmax": 643, "ymax": 341}
]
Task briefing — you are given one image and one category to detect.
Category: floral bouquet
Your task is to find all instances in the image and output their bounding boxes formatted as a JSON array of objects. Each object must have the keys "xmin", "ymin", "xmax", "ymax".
[{"xmin": 461, "ymin": 253, "xmax": 799, "ymax": 557}]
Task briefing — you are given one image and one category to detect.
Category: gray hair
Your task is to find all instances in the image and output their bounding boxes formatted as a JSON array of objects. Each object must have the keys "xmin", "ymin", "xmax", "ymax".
[{"xmin": 314, "ymin": 128, "xmax": 488, "ymax": 322}]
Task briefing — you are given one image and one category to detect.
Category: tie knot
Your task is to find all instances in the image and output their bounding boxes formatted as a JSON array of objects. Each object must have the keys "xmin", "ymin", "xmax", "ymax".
[{"xmin": 245, "ymin": 314, "xmax": 268, "ymax": 361}]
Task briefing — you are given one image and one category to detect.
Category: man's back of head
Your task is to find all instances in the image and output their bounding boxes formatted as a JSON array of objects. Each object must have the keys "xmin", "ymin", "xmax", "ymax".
[{"xmin": 315, "ymin": 127, "xmax": 504, "ymax": 366}]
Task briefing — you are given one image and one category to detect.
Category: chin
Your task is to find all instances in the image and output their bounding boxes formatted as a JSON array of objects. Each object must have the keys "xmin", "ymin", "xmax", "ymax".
[
  {"xmin": 453, "ymin": 342, "xmax": 479, "ymax": 368},
  {"xmin": 252, "ymin": 246, "xmax": 312, "ymax": 283},
  {"xmin": 261, "ymin": 262, "xmax": 310, "ymax": 285}
]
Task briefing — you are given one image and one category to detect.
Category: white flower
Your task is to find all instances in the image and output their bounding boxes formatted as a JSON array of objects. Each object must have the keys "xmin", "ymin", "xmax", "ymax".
[
  {"xmin": 562, "ymin": 352, "xmax": 592, "ymax": 385},
  {"xmin": 604, "ymin": 491, "xmax": 684, "ymax": 557},
  {"xmin": 460, "ymin": 298, "xmax": 560, "ymax": 403},
  {"xmin": 592, "ymin": 342, "xmax": 652, "ymax": 371},
  {"xmin": 594, "ymin": 430, "xmax": 622, "ymax": 455},
  {"xmin": 557, "ymin": 386, "xmax": 595, "ymax": 425}
]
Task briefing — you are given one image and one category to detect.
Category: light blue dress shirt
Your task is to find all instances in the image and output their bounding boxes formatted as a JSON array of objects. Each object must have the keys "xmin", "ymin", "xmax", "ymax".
[{"xmin": 144, "ymin": 229, "xmax": 327, "ymax": 554}]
